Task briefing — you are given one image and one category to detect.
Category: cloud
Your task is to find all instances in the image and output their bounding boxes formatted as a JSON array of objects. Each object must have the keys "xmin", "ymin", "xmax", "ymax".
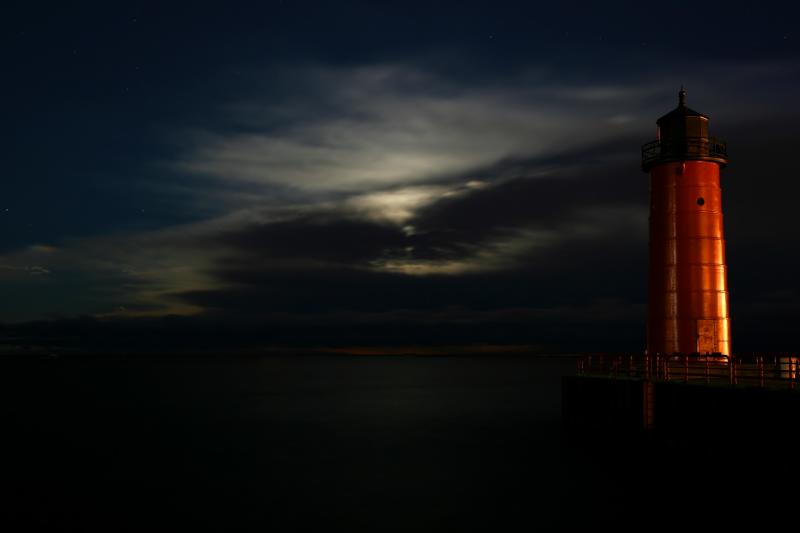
[
  {"xmin": 0, "ymin": 264, "xmax": 51, "ymax": 276},
  {"xmin": 0, "ymin": 226, "xmax": 219, "ymax": 321},
  {"xmin": 211, "ymin": 214, "xmax": 408, "ymax": 266},
  {"xmin": 171, "ymin": 145, "xmax": 652, "ymax": 322},
  {"xmin": 175, "ymin": 60, "xmax": 800, "ymax": 196},
  {"xmin": 175, "ymin": 65, "xmax": 657, "ymax": 195}
]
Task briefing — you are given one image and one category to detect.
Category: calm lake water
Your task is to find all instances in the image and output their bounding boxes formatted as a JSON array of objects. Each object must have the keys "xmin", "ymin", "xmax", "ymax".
[{"xmin": 0, "ymin": 354, "xmax": 786, "ymax": 530}]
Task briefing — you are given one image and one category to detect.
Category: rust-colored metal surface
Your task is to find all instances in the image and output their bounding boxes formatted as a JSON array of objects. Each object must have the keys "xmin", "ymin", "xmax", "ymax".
[{"xmin": 647, "ymin": 160, "xmax": 730, "ymax": 355}]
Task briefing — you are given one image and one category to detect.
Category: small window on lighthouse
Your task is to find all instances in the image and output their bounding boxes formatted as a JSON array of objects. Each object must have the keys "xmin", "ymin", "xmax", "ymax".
[{"xmin": 697, "ymin": 197, "xmax": 705, "ymax": 206}]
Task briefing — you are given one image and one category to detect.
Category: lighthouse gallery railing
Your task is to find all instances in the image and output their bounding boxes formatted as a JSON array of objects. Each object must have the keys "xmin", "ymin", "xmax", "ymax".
[{"xmin": 641, "ymin": 137, "xmax": 728, "ymax": 168}]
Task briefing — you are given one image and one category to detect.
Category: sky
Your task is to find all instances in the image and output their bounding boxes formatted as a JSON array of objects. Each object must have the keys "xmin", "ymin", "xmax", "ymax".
[{"xmin": 2, "ymin": 1, "xmax": 799, "ymax": 353}]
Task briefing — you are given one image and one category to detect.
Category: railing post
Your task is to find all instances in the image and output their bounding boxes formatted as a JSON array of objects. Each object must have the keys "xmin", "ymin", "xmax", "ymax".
[
  {"xmin": 774, "ymin": 355, "xmax": 779, "ymax": 387},
  {"xmin": 642, "ymin": 380, "xmax": 654, "ymax": 430},
  {"xmin": 729, "ymin": 356, "xmax": 734, "ymax": 386},
  {"xmin": 705, "ymin": 358, "xmax": 710, "ymax": 384},
  {"xmin": 684, "ymin": 354, "xmax": 689, "ymax": 383}
]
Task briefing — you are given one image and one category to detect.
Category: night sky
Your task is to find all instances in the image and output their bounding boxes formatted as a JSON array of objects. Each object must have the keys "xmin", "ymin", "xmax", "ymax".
[{"xmin": 2, "ymin": 1, "xmax": 799, "ymax": 352}]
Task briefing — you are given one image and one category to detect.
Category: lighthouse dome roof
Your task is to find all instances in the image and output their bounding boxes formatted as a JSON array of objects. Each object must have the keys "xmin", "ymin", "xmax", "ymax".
[{"xmin": 656, "ymin": 88, "xmax": 708, "ymax": 124}]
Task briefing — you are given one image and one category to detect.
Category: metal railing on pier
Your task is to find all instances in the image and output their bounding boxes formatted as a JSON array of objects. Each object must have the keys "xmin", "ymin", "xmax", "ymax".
[{"xmin": 577, "ymin": 353, "xmax": 799, "ymax": 390}]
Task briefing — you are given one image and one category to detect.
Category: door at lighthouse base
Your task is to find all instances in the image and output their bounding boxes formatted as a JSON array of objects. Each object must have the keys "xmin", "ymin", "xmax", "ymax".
[{"xmin": 696, "ymin": 320, "xmax": 716, "ymax": 354}]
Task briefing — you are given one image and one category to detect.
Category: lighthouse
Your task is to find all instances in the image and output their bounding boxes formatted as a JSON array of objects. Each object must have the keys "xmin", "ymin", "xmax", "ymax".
[{"xmin": 642, "ymin": 88, "xmax": 730, "ymax": 356}]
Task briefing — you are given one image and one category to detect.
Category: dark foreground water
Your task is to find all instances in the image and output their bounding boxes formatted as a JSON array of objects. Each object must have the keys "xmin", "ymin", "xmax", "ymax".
[{"xmin": 0, "ymin": 355, "xmax": 789, "ymax": 531}]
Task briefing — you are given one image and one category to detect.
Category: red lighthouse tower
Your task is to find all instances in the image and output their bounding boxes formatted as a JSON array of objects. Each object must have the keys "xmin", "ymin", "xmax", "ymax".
[{"xmin": 642, "ymin": 89, "xmax": 730, "ymax": 356}]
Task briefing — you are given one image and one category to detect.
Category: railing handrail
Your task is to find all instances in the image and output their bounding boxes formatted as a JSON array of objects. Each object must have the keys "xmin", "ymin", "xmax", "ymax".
[{"xmin": 577, "ymin": 353, "xmax": 799, "ymax": 391}]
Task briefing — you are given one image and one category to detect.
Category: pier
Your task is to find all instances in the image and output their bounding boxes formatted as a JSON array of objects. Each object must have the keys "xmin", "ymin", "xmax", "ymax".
[{"xmin": 563, "ymin": 354, "xmax": 800, "ymax": 444}]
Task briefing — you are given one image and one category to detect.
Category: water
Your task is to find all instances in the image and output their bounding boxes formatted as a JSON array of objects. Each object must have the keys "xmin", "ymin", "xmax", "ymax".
[{"xmin": 0, "ymin": 354, "xmax": 787, "ymax": 531}]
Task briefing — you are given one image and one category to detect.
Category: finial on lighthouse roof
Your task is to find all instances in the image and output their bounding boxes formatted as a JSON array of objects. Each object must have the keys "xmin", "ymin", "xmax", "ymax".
[{"xmin": 678, "ymin": 85, "xmax": 687, "ymax": 107}]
